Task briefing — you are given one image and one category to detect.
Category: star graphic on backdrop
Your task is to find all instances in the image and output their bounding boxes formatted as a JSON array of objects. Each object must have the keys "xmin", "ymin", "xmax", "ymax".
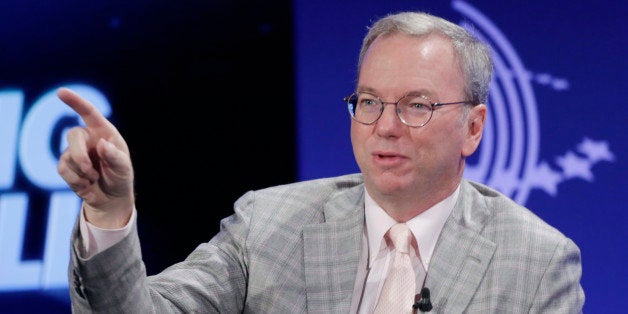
[
  {"xmin": 490, "ymin": 171, "xmax": 519, "ymax": 197},
  {"xmin": 577, "ymin": 137, "xmax": 615, "ymax": 163},
  {"xmin": 555, "ymin": 151, "xmax": 594, "ymax": 181},
  {"xmin": 529, "ymin": 162, "xmax": 563, "ymax": 196},
  {"xmin": 529, "ymin": 137, "xmax": 615, "ymax": 198},
  {"xmin": 533, "ymin": 72, "xmax": 570, "ymax": 90}
]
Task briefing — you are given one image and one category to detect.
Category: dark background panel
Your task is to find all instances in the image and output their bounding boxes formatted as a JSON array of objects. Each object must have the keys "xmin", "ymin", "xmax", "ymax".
[{"xmin": 0, "ymin": 1, "xmax": 294, "ymax": 311}]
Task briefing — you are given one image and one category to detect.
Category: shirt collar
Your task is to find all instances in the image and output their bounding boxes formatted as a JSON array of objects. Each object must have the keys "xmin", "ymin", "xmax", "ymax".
[{"xmin": 364, "ymin": 184, "xmax": 460, "ymax": 270}]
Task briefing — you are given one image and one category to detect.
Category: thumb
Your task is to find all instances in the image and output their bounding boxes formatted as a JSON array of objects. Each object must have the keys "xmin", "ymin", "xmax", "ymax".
[{"xmin": 97, "ymin": 138, "xmax": 134, "ymax": 181}]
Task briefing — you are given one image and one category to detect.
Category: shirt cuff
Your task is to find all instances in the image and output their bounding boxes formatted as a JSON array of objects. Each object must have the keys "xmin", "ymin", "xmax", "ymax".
[{"xmin": 78, "ymin": 207, "xmax": 136, "ymax": 259}]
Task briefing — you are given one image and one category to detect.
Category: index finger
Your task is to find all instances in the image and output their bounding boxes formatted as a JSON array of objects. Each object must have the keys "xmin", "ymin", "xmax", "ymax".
[{"xmin": 57, "ymin": 87, "xmax": 111, "ymax": 128}]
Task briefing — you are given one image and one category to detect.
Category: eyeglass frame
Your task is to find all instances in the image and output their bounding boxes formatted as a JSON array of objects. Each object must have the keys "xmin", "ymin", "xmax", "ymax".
[{"xmin": 343, "ymin": 91, "xmax": 476, "ymax": 128}]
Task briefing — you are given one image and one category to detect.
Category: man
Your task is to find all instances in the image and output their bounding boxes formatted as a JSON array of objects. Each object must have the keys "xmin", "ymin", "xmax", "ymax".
[{"xmin": 58, "ymin": 11, "xmax": 584, "ymax": 313}]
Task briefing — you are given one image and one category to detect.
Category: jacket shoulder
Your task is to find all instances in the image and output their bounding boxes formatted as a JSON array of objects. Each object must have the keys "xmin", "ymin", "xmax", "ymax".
[{"xmin": 461, "ymin": 179, "xmax": 574, "ymax": 246}]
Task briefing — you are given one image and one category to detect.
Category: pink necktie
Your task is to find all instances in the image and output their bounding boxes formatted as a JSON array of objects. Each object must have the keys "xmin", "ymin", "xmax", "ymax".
[{"xmin": 374, "ymin": 223, "xmax": 416, "ymax": 314}]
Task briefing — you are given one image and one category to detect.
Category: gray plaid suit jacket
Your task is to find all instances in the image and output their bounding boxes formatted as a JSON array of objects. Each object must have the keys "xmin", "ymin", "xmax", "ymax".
[{"xmin": 68, "ymin": 173, "xmax": 584, "ymax": 313}]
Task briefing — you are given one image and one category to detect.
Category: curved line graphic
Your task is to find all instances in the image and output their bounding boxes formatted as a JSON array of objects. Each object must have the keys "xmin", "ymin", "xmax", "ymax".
[{"xmin": 453, "ymin": 0, "xmax": 541, "ymax": 204}]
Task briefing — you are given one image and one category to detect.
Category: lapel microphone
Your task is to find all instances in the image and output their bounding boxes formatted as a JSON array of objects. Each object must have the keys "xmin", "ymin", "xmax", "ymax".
[{"xmin": 412, "ymin": 287, "xmax": 432, "ymax": 312}]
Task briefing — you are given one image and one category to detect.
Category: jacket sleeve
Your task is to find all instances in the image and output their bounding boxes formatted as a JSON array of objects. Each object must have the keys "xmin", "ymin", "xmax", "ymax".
[
  {"xmin": 529, "ymin": 236, "xmax": 585, "ymax": 313},
  {"xmin": 68, "ymin": 198, "xmax": 253, "ymax": 313}
]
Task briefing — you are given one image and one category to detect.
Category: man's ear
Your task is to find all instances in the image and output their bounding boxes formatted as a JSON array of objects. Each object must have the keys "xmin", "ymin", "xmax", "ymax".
[{"xmin": 462, "ymin": 104, "xmax": 487, "ymax": 157}]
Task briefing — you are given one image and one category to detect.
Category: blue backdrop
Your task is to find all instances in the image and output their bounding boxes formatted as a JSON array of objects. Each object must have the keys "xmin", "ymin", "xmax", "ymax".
[{"xmin": 296, "ymin": 0, "xmax": 626, "ymax": 313}]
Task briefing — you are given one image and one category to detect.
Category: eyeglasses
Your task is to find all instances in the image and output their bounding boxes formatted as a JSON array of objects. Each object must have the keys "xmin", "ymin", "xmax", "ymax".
[{"xmin": 343, "ymin": 91, "xmax": 475, "ymax": 128}]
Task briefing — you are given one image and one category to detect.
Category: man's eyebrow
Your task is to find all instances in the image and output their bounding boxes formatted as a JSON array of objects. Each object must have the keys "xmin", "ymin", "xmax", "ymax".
[
  {"xmin": 356, "ymin": 86, "xmax": 435, "ymax": 99},
  {"xmin": 355, "ymin": 86, "xmax": 377, "ymax": 94}
]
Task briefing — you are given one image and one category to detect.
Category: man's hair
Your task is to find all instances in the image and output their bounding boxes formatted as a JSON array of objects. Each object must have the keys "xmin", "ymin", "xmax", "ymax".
[{"xmin": 357, "ymin": 11, "xmax": 493, "ymax": 105}]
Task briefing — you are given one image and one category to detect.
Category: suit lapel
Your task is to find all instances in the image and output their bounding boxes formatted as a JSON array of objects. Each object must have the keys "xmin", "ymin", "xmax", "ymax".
[
  {"xmin": 425, "ymin": 180, "xmax": 497, "ymax": 312},
  {"xmin": 303, "ymin": 185, "xmax": 365, "ymax": 313}
]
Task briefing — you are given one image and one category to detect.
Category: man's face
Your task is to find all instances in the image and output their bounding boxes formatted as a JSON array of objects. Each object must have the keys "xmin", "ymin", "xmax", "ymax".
[{"xmin": 351, "ymin": 33, "xmax": 485, "ymax": 203}]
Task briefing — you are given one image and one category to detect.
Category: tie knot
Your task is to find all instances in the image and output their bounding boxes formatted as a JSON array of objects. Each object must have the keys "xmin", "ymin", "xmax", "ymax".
[{"xmin": 388, "ymin": 223, "xmax": 412, "ymax": 254}]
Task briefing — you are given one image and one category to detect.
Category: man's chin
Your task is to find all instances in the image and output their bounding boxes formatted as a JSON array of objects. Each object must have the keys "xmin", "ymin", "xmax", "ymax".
[{"xmin": 370, "ymin": 174, "xmax": 410, "ymax": 195}]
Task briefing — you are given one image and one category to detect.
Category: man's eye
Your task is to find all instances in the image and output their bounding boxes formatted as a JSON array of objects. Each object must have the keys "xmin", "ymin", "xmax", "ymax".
[
  {"xmin": 406, "ymin": 102, "xmax": 429, "ymax": 110},
  {"xmin": 361, "ymin": 99, "xmax": 378, "ymax": 106}
]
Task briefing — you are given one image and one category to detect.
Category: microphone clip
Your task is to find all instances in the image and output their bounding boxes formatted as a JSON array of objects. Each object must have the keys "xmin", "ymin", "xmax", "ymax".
[{"xmin": 412, "ymin": 287, "xmax": 432, "ymax": 312}]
